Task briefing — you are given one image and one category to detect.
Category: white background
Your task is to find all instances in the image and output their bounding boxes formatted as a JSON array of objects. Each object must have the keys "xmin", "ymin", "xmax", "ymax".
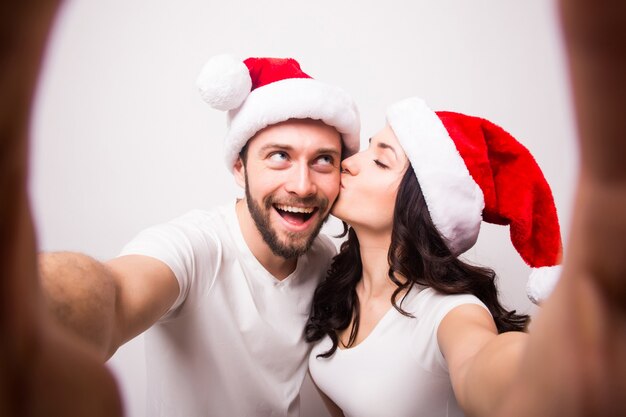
[{"xmin": 31, "ymin": 1, "xmax": 578, "ymax": 416}]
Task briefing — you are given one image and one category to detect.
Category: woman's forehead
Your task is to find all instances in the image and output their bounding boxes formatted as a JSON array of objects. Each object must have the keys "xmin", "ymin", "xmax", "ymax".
[{"xmin": 370, "ymin": 125, "xmax": 407, "ymax": 161}]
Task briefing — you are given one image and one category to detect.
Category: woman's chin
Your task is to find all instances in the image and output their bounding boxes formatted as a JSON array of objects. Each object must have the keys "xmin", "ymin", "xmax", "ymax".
[
  {"xmin": 330, "ymin": 209, "xmax": 348, "ymax": 223},
  {"xmin": 330, "ymin": 202, "xmax": 349, "ymax": 223}
]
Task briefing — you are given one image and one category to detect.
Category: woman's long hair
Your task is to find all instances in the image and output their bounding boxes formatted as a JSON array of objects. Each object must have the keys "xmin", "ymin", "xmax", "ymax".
[{"xmin": 305, "ymin": 165, "xmax": 530, "ymax": 358}]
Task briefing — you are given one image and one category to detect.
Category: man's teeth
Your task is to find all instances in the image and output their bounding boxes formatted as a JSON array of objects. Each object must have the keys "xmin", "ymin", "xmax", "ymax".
[{"xmin": 275, "ymin": 204, "xmax": 315, "ymax": 214}]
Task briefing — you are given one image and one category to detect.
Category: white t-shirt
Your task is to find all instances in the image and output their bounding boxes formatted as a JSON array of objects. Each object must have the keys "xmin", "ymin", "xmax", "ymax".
[
  {"xmin": 120, "ymin": 202, "xmax": 336, "ymax": 417},
  {"xmin": 309, "ymin": 287, "xmax": 489, "ymax": 417}
]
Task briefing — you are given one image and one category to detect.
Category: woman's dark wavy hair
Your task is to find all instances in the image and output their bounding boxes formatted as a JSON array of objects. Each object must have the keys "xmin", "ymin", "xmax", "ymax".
[{"xmin": 305, "ymin": 164, "xmax": 530, "ymax": 358}]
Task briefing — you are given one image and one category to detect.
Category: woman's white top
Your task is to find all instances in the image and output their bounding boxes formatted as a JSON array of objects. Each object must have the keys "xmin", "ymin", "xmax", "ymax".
[{"xmin": 309, "ymin": 287, "xmax": 489, "ymax": 417}]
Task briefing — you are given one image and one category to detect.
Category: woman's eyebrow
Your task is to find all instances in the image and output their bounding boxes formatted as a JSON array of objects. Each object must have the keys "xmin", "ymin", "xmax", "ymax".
[{"xmin": 369, "ymin": 138, "xmax": 398, "ymax": 160}]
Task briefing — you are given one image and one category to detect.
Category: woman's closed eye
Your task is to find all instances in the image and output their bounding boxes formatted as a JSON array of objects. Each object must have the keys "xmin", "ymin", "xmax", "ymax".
[{"xmin": 374, "ymin": 159, "xmax": 389, "ymax": 169}]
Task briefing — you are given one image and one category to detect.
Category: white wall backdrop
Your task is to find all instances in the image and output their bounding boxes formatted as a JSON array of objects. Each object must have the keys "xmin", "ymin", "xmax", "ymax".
[{"xmin": 30, "ymin": 1, "xmax": 578, "ymax": 416}]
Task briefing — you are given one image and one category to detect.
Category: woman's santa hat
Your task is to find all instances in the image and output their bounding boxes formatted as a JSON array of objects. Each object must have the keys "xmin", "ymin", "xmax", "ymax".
[
  {"xmin": 196, "ymin": 54, "xmax": 360, "ymax": 170},
  {"xmin": 387, "ymin": 97, "xmax": 563, "ymax": 304}
]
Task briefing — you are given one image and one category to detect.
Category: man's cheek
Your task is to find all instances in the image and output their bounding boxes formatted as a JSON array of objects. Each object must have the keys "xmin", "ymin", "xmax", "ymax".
[{"xmin": 328, "ymin": 178, "xmax": 342, "ymax": 205}]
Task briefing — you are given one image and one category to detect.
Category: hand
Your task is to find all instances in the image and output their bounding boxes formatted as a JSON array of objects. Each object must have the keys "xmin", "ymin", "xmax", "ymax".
[{"xmin": 0, "ymin": 2, "xmax": 123, "ymax": 415}]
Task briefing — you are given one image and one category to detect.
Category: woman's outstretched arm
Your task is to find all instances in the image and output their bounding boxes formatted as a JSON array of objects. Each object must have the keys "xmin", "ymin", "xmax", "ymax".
[
  {"xmin": 439, "ymin": 1, "xmax": 626, "ymax": 416},
  {"xmin": 494, "ymin": 0, "xmax": 626, "ymax": 415}
]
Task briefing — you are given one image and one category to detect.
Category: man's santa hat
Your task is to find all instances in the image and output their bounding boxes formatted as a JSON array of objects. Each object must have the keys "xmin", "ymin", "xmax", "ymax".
[
  {"xmin": 387, "ymin": 97, "xmax": 563, "ymax": 304},
  {"xmin": 196, "ymin": 55, "xmax": 360, "ymax": 170}
]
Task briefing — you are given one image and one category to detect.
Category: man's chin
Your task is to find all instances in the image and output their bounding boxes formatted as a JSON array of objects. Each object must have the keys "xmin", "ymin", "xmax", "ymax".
[
  {"xmin": 267, "ymin": 224, "xmax": 322, "ymax": 259},
  {"xmin": 267, "ymin": 241, "xmax": 309, "ymax": 259},
  {"xmin": 275, "ymin": 234, "xmax": 313, "ymax": 256}
]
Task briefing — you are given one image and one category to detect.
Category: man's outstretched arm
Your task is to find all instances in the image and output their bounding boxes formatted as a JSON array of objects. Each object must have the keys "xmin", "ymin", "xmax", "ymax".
[
  {"xmin": 1, "ymin": 1, "xmax": 128, "ymax": 415},
  {"xmin": 39, "ymin": 252, "xmax": 180, "ymax": 360}
]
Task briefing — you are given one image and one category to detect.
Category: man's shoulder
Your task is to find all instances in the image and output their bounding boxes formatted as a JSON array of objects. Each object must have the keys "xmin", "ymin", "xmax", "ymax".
[
  {"xmin": 169, "ymin": 203, "xmax": 233, "ymax": 232},
  {"xmin": 173, "ymin": 205, "xmax": 227, "ymax": 223},
  {"xmin": 125, "ymin": 204, "xmax": 233, "ymax": 255}
]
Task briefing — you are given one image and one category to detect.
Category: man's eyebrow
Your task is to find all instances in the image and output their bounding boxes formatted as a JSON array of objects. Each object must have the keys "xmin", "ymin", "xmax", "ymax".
[
  {"xmin": 369, "ymin": 137, "xmax": 398, "ymax": 160},
  {"xmin": 257, "ymin": 144, "xmax": 341, "ymax": 157},
  {"xmin": 258, "ymin": 143, "xmax": 294, "ymax": 154},
  {"xmin": 316, "ymin": 147, "xmax": 341, "ymax": 157}
]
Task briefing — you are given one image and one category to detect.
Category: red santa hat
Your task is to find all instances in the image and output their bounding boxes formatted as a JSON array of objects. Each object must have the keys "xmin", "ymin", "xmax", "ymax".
[
  {"xmin": 386, "ymin": 97, "xmax": 563, "ymax": 304},
  {"xmin": 196, "ymin": 54, "xmax": 360, "ymax": 171}
]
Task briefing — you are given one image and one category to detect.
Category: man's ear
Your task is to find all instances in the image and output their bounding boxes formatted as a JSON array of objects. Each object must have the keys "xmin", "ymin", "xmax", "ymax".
[{"xmin": 233, "ymin": 157, "xmax": 246, "ymax": 188}]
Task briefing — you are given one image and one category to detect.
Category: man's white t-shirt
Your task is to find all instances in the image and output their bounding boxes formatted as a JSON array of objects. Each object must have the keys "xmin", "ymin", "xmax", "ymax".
[
  {"xmin": 309, "ymin": 287, "xmax": 489, "ymax": 417},
  {"xmin": 120, "ymin": 202, "xmax": 335, "ymax": 417}
]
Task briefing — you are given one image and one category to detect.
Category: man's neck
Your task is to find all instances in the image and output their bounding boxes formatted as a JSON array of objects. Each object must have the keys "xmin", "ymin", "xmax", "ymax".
[{"xmin": 235, "ymin": 199, "xmax": 297, "ymax": 280}]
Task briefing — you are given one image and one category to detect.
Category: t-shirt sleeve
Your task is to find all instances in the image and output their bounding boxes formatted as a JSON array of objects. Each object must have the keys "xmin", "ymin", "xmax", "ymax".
[
  {"xmin": 412, "ymin": 290, "xmax": 490, "ymax": 375},
  {"xmin": 118, "ymin": 211, "xmax": 221, "ymax": 320}
]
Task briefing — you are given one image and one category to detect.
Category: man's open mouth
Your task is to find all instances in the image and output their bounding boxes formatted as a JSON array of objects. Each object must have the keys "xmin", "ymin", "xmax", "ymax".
[{"xmin": 274, "ymin": 204, "xmax": 319, "ymax": 226}]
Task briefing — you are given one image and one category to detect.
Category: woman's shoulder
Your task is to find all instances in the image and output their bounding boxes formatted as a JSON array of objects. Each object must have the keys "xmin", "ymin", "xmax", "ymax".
[{"xmin": 405, "ymin": 286, "xmax": 489, "ymax": 321}]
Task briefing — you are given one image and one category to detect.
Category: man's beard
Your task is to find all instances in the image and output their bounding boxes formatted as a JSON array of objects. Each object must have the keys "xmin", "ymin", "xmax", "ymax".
[{"xmin": 244, "ymin": 180, "xmax": 329, "ymax": 260}]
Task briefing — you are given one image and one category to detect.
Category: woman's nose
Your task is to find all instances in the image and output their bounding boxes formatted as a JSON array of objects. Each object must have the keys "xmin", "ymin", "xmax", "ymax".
[{"xmin": 340, "ymin": 154, "xmax": 359, "ymax": 175}]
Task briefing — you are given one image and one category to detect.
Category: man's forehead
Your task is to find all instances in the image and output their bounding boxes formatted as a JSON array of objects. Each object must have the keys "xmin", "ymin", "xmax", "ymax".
[{"xmin": 247, "ymin": 118, "xmax": 342, "ymax": 149}]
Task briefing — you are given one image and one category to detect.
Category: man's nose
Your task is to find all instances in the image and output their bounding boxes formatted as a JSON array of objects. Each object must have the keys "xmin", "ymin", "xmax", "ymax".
[{"xmin": 285, "ymin": 164, "xmax": 317, "ymax": 197}]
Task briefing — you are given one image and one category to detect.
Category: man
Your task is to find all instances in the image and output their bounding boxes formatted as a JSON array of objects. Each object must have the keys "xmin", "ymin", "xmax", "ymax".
[{"xmin": 39, "ymin": 55, "xmax": 360, "ymax": 416}]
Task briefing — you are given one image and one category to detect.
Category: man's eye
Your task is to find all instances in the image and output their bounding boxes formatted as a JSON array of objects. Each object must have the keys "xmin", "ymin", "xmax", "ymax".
[
  {"xmin": 374, "ymin": 160, "xmax": 388, "ymax": 169},
  {"xmin": 269, "ymin": 152, "xmax": 289, "ymax": 162},
  {"xmin": 316, "ymin": 155, "xmax": 334, "ymax": 166}
]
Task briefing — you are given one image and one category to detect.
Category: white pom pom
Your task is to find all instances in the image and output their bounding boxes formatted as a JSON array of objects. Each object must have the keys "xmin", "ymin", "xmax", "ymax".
[
  {"xmin": 527, "ymin": 265, "xmax": 562, "ymax": 305},
  {"xmin": 196, "ymin": 54, "xmax": 251, "ymax": 111}
]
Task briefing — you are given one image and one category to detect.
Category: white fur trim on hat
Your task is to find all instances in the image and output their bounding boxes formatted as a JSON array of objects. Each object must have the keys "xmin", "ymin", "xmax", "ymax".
[
  {"xmin": 224, "ymin": 77, "xmax": 360, "ymax": 170},
  {"xmin": 196, "ymin": 54, "xmax": 252, "ymax": 111},
  {"xmin": 527, "ymin": 265, "xmax": 562, "ymax": 304},
  {"xmin": 386, "ymin": 97, "xmax": 484, "ymax": 255}
]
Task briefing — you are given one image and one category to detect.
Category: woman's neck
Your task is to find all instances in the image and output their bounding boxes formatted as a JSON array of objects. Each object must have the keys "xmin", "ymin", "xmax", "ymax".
[{"xmin": 354, "ymin": 229, "xmax": 397, "ymax": 301}]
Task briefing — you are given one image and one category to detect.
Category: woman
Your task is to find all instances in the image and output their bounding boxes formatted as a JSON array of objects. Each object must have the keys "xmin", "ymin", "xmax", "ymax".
[{"xmin": 305, "ymin": 97, "xmax": 564, "ymax": 417}]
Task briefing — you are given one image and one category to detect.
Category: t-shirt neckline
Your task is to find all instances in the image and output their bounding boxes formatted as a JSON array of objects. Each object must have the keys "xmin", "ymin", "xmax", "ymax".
[{"xmin": 225, "ymin": 200, "xmax": 305, "ymax": 287}]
